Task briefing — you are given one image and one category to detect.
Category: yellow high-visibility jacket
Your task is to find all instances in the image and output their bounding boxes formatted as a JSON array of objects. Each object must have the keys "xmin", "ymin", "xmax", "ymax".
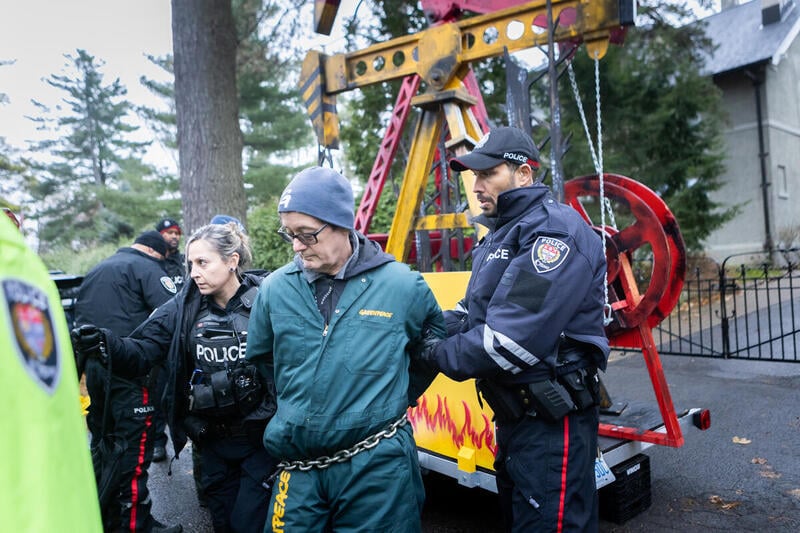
[{"xmin": 0, "ymin": 215, "xmax": 101, "ymax": 532}]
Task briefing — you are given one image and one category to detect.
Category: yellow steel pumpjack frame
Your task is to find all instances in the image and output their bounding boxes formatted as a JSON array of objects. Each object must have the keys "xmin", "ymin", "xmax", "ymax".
[
  {"xmin": 300, "ymin": 0, "xmax": 634, "ymax": 262},
  {"xmin": 299, "ymin": 0, "xmax": 635, "ymax": 485}
]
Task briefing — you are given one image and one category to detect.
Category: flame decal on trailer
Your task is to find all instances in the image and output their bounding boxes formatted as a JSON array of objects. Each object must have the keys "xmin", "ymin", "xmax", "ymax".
[{"xmin": 409, "ymin": 389, "xmax": 498, "ymax": 461}]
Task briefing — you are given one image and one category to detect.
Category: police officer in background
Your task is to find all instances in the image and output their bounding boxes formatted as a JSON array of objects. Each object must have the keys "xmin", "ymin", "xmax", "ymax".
[
  {"xmin": 156, "ymin": 217, "xmax": 185, "ymax": 291},
  {"xmin": 418, "ymin": 127, "xmax": 609, "ymax": 532},
  {"xmin": 0, "ymin": 211, "xmax": 103, "ymax": 532},
  {"xmin": 75, "ymin": 230, "xmax": 180, "ymax": 532}
]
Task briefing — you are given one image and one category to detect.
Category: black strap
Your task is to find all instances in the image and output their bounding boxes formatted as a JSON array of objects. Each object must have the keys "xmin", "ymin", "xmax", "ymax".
[{"xmin": 101, "ymin": 346, "xmax": 113, "ymax": 436}]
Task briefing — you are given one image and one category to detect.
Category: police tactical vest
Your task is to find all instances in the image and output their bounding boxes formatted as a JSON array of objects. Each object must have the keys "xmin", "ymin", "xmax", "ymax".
[
  {"xmin": 190, "ymin": 303, "xmax": 250, "ymax": 370},
  {"xmin": 187, "ymin": 288, "xmax": 262, "ymax": 418}
]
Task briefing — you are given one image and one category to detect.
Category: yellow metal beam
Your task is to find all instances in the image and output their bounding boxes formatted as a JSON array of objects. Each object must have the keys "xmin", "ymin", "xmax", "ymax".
[
  {"xmin": 314, "ymin": 0, "xmax": 341, "ymax": 35},
  {"xmin": 415, "ymin": 213, "xmax": 472, "ymax": 231},
  {"xmin": 300, "ymin": 51, "xmax": 340, "ymax": 149},
  {"xmin": 385, "ymin": 107, "xmax": 443, "ymax": 262},
  {"xmin": 385, "ymin": 75, "xmax": 493, "ymax": 261},
  {"xmin": 308, "ymin": 0, "xmax": 629, "ymax": 96},
  {"xmin": 298, "ymin": 0, "xmax": 634, "ymax": 259}
]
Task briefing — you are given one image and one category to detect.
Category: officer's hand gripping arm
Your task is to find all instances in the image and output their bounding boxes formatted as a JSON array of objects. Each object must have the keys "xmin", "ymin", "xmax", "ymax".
[{"xmin": 412, "ymin": 326, "xmax": 443, "ymax": 368}]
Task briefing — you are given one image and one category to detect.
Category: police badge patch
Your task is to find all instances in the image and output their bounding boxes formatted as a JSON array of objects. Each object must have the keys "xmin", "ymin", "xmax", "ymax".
[
  {"xmin": 160, "ymin": 276, "xmax": 178, "ymax": 294},
  {"xmin": 531, "ymin": 236, "xmax": 570, "ymax": 273},
  {"xmin": 2, "ymin": 278, "xmax": 61, "ymax": 394}
]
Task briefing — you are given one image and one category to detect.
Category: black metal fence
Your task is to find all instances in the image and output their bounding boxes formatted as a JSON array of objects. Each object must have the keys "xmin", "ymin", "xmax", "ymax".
[{"xmin": 644, "ymin": 249, "xmax": 800, "ymax": 362}]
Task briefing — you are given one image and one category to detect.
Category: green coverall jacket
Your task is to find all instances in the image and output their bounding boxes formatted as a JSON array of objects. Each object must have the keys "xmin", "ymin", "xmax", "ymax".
[{"xmin": 247, "ymin": 233, "xmax": 444, "ymax": 532}]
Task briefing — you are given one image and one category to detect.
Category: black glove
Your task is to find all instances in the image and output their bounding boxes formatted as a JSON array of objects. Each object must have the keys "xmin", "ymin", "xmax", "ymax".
[
  {"xmin": 70, "ymin": 324, "xmax": 108, "ymax": 365},
  {"xmin": 412, "ymin": 326, "xmax": 442, "ymax": 368}
]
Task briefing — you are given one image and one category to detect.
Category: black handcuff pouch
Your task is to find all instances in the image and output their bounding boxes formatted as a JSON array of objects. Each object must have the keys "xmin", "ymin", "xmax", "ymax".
[
  {"xmin": 526, "ymin": 379, "xmax": 576, "ymax": 423},
  {"xmin": 191, "ymin": 383, "xmax": 216, "ymax": 411},
  {"xmin": 558, "ymin": 367, "xmax": 599, "ymax": 411},
  {"xmin": 211, "ymin": 369, "xmax": 236, "ymax": 409}
]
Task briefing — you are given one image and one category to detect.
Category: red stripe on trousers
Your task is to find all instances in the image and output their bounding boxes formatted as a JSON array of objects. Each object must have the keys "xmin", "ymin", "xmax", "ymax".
[
  {"xmin": 557, "ymin": 416, "xmax": 569, "ymax": 533},
  {"xmin": 129, "ymin": 386, "xmax": 153, "ymax": 532}
]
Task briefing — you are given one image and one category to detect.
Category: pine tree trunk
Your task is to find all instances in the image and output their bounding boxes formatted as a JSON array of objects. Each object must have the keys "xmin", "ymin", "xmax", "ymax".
[{"xmin": 172, "ymin": 0, "xmax": 246, "ymax": 234}]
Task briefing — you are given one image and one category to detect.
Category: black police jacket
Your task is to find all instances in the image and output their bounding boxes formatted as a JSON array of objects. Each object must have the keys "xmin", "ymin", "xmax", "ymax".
[
  {"xmin": 163, "ymin": 252, "xmax": 186, "ymax": 291},
  {"xmin": 75, "ymin": 247, "xmax": 177, "ymax": 337},
  {"xmin": 103, "ymin": 271, "xmax": 269, "ymax": 458},
  {"xmin": 433, "ymin": 183, "xmax": 610, "ymax": 385}
]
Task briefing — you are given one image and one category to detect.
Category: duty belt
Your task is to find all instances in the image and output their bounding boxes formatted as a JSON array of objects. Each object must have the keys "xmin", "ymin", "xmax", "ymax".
[
  {"xmin": 478, "ymin": 365, "xmax": 599, "ymax": 424},
  {"xmin": 276, "ymin": 414, "xmax": 408, "ymax": 472}
]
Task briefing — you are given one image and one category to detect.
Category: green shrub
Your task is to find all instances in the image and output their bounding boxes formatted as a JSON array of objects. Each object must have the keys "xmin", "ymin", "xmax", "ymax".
[
  {"xmin": 249, "ymin": 199, "xmax": 295, "ymax": 271},
  {"xmin": 40, "ymin": 238, "xmax": 128, "ymax": 276}
]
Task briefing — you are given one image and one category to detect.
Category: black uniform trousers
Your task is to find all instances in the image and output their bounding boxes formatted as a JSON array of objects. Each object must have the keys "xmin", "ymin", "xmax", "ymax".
[
  {"xmin": 200, "ymin": 431, "xmax": 276, "ymax": 533},
  {"xmin": 86, "ymin": 359, "xmax": 157, "ymax": 532},
  {"xmin": 495, "ymin": 405, "xmax": 599, "ymax": 533}
]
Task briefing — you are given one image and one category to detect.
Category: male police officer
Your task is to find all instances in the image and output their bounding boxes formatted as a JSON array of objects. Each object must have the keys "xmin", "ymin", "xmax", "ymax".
[
  {"xmin": 419, "ymin": 127, "xmax": 609, "ymax": 532},
  {"xmin": 75, "ymin": 230, "xmax": 180, "ymax": 532},
  {"xmin": 156, "ymin": 217, "xmax": 185, "ymax": 291},
  {"xmin": 0, "ymin": 211, "xmax": 103, "ymax": 532}
]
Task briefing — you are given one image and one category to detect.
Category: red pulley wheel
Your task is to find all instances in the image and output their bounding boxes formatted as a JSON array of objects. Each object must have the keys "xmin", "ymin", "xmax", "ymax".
[{"xmin": 564, "ymin": 174, "xmax": 686, "ymax": 333}]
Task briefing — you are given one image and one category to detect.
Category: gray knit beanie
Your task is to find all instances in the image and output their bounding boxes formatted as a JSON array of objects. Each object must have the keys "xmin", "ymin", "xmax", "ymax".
[{"xmin": 278, "ymin": 167, "xmax": 355, "ymax": 230}]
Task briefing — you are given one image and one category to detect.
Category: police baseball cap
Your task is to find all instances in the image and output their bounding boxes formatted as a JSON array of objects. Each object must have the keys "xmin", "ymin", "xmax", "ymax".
[
  {"xmin": 449, "ymin": 127, "xmax": 539, "ymax": 172},
  {"xmin": 156, "ymin": 217, "xmax": 181, "ymax": 234}
]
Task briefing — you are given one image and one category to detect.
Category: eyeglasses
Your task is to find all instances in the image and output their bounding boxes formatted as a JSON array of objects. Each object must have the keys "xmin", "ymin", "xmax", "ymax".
[{"xmin": 277, "ymin": 223, "xmax": 329, "ymax": 246}]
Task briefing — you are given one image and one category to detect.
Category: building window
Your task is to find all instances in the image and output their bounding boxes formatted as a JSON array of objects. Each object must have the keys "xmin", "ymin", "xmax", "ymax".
[{"xmin": 776, "ymin": 165, "xmax": 789, "ymax": 199}]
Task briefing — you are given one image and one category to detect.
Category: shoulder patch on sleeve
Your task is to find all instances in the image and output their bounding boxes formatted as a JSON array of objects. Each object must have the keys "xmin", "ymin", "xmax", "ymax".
[
  {"xmin": 531, "ymin": 236, "xmax": 570, "ymax": 273},
  {"xmin": 160, "ymin": 276, "xmax": 178, "ymax": 294},
  {"xmin": 2, "ymin": 278, "xmax": 61, "ymax": 394}
]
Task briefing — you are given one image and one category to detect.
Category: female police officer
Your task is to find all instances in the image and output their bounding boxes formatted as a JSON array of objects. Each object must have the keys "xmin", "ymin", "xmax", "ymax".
[{"xmin": 73, "ymin": 222, "xmax": 276, "ymax": 533}]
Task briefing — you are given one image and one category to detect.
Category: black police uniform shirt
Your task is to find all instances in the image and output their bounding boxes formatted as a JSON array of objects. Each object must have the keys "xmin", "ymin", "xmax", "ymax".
[
  {"xmin": 435, "ymin": 183, "xmax": 610, "ymax": 384},
  {"xmin": 75, "ymin": 247, "xmax": 178, "ymax": 337},
  {"xmin": 163, "ymin": 252, "xmax": 186, "ymax": 291}
]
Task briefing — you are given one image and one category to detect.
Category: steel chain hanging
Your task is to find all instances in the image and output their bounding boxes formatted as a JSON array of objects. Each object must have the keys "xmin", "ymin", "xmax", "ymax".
[
  {"xmin": 276, "ymin": 414, "xmax": 408, "ymax": 472},
  {"xmin": 568, "ymin": 54, "xmax": 614, "ymax": 325}
]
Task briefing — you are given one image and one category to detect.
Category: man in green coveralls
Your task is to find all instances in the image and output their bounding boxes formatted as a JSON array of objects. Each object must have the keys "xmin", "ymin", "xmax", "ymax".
[{"xmin": 0, "ymin": 211, "xmax": 102, "ymax": 532}]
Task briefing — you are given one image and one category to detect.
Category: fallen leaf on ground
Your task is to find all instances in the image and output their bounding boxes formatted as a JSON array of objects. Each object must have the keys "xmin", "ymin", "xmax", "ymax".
[
  {"xmin": 788, "ymin": 489, "xmax": 800, "ymax": 499},
  {"xmin": 759, "ymin": 469, "xmax": 781, "ymax": 479},
  {"xmin": 732, "ymin": 436, "xmax": 752, "ymax": 445},
  {"xmin": 751, "ymin": 457, "xmax": 767, "ymax": 464},
  {"xmin": 709, "ymin": 495, "xmax": 741, "ymax": 510}
]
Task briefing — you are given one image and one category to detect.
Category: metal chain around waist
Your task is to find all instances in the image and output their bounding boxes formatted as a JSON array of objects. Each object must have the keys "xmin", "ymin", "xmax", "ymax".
[{"xmin": 277, "ymin": 414, "xmax": 409, "ymax": 472}]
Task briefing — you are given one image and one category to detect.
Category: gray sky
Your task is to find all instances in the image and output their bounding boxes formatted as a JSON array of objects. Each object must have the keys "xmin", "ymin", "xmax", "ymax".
[
  {"xmin": 0, "ymin": 0, "xmax": 173, "ymax": 154},
  {"xmin": 0, "ymin": 0, "xmax": 358, "ymax": 171}
]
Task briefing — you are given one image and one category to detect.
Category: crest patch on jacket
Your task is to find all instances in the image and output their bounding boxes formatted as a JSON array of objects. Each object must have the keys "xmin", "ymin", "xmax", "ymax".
[{"xmin": 531, "ymin": 236, "xmax": 569, "ymax": 273}]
